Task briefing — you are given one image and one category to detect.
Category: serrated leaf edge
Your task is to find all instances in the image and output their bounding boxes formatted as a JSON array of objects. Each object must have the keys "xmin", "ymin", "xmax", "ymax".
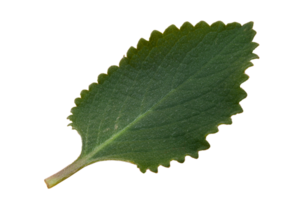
[{"xmin": 64, "ymin": 20, "xmax": 262, "ymax": 173}]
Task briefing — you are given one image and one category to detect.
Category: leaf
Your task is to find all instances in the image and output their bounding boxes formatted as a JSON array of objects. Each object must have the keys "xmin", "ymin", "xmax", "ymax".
[{"xmin": 45, "ymin": 21, "xmax": 258, "ymax": 188}]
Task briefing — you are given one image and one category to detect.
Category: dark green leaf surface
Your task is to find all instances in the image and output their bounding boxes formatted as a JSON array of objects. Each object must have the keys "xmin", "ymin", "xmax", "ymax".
[{"xmin": 45, "ymin": 21, "xmax": 258, "ymax": 188}]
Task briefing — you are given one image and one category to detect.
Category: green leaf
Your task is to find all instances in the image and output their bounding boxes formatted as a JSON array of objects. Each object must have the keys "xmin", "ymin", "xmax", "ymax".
[{"xmin": 45, "ymin": 21, "xmax": 258, "ymax": 188}]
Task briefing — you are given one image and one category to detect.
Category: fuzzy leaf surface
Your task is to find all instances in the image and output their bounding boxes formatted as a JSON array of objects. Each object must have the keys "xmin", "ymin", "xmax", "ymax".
[{"xmin": 45, "ymin": 21, "xmax": 258, "ymax": 188}]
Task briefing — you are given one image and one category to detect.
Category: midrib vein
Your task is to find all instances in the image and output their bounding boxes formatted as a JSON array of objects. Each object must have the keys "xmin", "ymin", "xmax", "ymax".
[{"xmin": 84, "ymin": 27, "xmax": 242, "ymax": 162}]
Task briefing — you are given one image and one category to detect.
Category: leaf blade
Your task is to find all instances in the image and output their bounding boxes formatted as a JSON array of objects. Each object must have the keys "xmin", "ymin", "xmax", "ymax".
[{"xmin": 47, "ymin": 21, "xmax": 258, "ymax": 187}]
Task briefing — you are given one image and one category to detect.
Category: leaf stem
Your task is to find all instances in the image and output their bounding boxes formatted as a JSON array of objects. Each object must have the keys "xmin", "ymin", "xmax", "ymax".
[{"xmin": 44, "ymin": 157, "xmax": 87, "ymax": 189}]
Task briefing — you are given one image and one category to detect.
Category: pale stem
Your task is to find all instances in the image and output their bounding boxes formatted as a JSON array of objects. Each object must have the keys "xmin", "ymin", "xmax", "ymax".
[{"xmin": 42, "ymin": 157, "xmax": 88, "ymax": 190}]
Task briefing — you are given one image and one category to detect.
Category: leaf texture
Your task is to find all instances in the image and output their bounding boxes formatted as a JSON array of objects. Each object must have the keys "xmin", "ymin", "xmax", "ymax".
[{"xmin": 45, "ymin": 21, "xmax": 258, "ymax": 188}]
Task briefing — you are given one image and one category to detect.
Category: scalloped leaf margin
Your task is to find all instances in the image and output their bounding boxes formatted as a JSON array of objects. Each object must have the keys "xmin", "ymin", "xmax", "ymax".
[{"xmin": 64, "ymin": 20, "xmax": 262, "ymax": 173}]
